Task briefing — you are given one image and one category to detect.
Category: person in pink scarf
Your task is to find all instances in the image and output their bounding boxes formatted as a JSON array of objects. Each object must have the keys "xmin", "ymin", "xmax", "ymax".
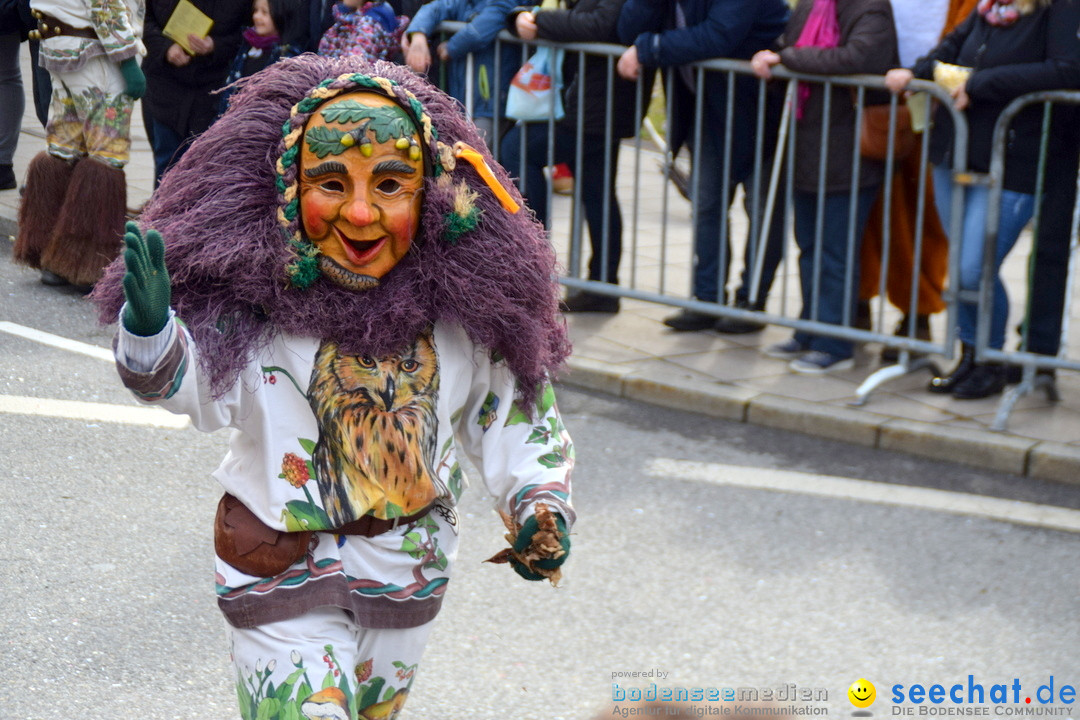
[{"xmin": 752, "ymin": 0, "xmax": 899, "ymax": 373}]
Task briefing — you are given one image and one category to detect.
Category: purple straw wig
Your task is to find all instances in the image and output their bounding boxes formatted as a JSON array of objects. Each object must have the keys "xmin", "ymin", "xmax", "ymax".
[{"xmin": 93, "ymin": 55, "xmax": 570, "ymax": 408}]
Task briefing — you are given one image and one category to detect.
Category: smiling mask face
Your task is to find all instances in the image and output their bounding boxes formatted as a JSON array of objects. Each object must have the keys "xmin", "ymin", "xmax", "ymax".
[{"xmin": 299, "ymin": 92, "xmax": 424, "ymax": 291}]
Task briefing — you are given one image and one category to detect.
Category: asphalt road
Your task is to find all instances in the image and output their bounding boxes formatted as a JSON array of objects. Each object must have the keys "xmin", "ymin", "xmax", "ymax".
[{"xmin": 2, "ymin": 243, "xmax": 1078, "ymax": 720}]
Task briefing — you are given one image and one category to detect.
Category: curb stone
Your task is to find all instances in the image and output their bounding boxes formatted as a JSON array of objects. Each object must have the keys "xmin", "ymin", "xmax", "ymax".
[
  {"xmin": 1027, "ymin": 442, "xmax": 1080, "ymax": 485},
  {"xmin": 746, "ymin": 393, "xmax": 882, "ymax": 448},
  {"xmin": 562, "ymin": 359, "xmax": 1078, "ymax": 482},
  {"xmin": 623, "ymin": 372, "xmax": 754, "ymax": 422},
  {"xmin": 878, "ymin": 418, "xmax": 1035, "ymax": 476}
]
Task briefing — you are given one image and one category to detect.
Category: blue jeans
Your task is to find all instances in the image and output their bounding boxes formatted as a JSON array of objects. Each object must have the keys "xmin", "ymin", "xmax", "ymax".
[
  {"xmin": 792, "ymin": 186, "xmax": 879, "ymax": 359},
  {"xmin": 689, "ymin": 122, "xmax": 744, "ymax": 303},
  {"xmin": 932, "ymin": 165, "xmax": 1034, "ymax": 349},
  {"xmin": 150, "ymin": 118, "xmax": 194, "ymax": 188},
  {"xmin": 500, "ymin": 123, "xmax": 623, "ymax": 284}
]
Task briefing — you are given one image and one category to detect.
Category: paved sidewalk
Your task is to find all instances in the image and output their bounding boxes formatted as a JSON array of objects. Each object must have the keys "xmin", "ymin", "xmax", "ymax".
[{"xmin": 3, "ymin": 45, "xmax": 1079, "ymax": 484}]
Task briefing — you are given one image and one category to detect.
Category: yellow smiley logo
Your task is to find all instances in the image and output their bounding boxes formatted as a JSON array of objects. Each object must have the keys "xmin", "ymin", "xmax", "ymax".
[{"xmin": 848, "ymin": 679, "xmax": 876, "ymax": 708}]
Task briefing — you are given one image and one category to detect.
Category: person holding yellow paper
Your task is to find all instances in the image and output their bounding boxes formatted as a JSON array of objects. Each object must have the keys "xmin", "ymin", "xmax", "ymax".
[
  {"xmin": 141, "ymin": 0, "xmax": 247, "ymax": 185},
  {"xmin": 161, "ymin": 0, "xmax": 213, "ymax": 53},
  {"xmin": 884, "ymin": 0, "xmax": 1080, "ymax": 398}
]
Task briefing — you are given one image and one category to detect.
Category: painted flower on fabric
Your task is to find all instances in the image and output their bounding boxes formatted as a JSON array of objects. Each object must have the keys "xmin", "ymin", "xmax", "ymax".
[
  {"xmin": 282, "ymin": 452, "xmax": 311, "ymax": 487},
  {"xmin": 355, "ymin": 657, "xmax": 373, "ymax": 684}
]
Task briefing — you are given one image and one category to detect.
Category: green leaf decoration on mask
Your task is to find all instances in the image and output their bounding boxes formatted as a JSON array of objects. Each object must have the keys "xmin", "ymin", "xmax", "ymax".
[
  {"xmin": 320, "ymin": 100, "xmax": 384, "ymax": 123},
  {"xmin": 305, "ymin": 125, "xmax": 349, "ymax": 158},
  {"xmin": 320, "ymin": 101, "xmax": 416, "ymax": 143}
]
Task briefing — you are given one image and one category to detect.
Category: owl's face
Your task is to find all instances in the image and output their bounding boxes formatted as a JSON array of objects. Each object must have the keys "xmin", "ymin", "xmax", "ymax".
[{"xmin": 329, "ymin": 334, "xmax": 437, "ymax": 411}]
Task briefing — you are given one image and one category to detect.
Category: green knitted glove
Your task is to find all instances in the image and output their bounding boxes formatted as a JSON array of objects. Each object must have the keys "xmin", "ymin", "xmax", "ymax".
[
  {"xmin": 121, "ymin": 221, "xmax": 172, "ymax": 337},
  {"xmin": 511, "ymin": 512, "xmax": 570, "ymax": 582},
  {"xmin": 119, "ymin": 58, "xmax": 146, "ymax": 100}
]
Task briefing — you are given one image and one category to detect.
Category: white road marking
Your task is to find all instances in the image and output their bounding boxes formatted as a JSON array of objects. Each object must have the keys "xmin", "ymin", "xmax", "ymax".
[
  {"xmin": 647, "ymin": 458, "xmax": 1080, "ymax": 534},
  {"xmin": 0, "ymin": 394, "xmax": 188, "ymax": 429},
  {"xmin": 0, "ymin": 321, "xmax": 114, "ymax": 362}
]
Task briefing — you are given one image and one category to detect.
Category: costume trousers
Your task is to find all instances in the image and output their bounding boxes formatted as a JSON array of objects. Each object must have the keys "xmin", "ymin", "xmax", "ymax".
[
  {"xmin": 859, "ymin": 149, "xmax": 949, "ymax": 316},
  {"xmin": 229, "ymin": 607, "xmax": 436, "ymax": 720},
  {"xmin": 46, "ymin": 55, "xmax": 134, "ymax": 167},
  {"xmin": 793, "ymin": 186, "xmax": 878, "ymax": 358},
  {"xmin": 932, "ymin": 164, "xmax": 1034, "ymax": 350},
  {"xmin": 500, "ymin": 122, "xmax": 623, "ymax": 284}
]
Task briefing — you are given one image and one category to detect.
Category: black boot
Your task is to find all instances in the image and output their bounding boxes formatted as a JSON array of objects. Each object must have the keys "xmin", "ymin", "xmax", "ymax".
[
  {"xmin": 952, "ymin": 363, "xmax": 1006, "ymax": 399},
  {"xmin": 0, "ymin": 163, "xmax": 15, "ymax": 190},
  {"xmin": 928, "ymin": 342, "xmax": 976, "ymax": 394}
]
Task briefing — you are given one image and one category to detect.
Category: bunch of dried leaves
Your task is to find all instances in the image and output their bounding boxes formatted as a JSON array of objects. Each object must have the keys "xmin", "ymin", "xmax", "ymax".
[{"xmin": 484, "ymin": 502, "xmax": 566, "ymax": 585}]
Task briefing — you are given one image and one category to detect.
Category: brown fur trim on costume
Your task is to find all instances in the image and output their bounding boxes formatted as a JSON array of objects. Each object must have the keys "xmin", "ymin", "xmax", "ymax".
[
  {"xmin": 39, "ymin": 158, "xmax": 127, "ymax": 287},
  {"xmin": 15, "ymin": 152, "xmax": 74, "ymax": 269}
]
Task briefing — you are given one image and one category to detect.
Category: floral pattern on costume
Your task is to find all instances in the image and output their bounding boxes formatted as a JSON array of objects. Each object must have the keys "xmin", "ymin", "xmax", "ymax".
[
  {"xmin": 47, "ymin": 84, "xmax": 135, "ymax": 165},
  {"xmin": 235, "ymin": 646, "xmax": 417, "ymax": 720}
]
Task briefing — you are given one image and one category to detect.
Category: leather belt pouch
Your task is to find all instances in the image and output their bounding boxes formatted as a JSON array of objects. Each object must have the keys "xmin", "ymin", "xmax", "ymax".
[{"xmin": 214, "ymin": 493, "xmax": 313, "ymax": 577}]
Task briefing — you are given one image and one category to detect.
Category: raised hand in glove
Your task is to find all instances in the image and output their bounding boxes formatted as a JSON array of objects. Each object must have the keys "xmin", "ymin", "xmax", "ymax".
[
  {"xmin": 121, "ymin": 221, "xmax": 172, "ymax": 337},
  {"xmin": 118, "ymin": 58, "xmax": 146, "ymax": 100},
  {"xmin": 485, "ymin": 502, "xmax": 570, "ymax": 584}
]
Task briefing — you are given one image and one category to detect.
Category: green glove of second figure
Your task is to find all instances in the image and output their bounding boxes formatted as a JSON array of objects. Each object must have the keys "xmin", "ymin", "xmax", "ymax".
[
  {"xmin": 121, "ymin": 221, "xmax": 172, "ymax": 337},
  {"xmin": 118, "ymin": 58, "xmax": 146, "ymax": 100}
]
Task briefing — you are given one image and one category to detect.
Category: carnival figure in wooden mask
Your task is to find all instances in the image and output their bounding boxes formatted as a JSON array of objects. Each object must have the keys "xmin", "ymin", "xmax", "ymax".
[{"xmin": 93, "ymin": 56, "xmax": 572, "ymax": 720}]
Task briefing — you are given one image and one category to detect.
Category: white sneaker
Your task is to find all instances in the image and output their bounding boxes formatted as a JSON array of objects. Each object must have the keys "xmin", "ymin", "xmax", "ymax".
[{"xmin": 789, "ymin": 350, "xmax": 855, "ymax": 374}]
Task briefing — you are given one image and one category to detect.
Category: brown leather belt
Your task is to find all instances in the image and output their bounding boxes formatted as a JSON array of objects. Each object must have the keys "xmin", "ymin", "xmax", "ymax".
[
  {"xmin": 28, "ymin": 11, "xmax": 98, "ymax": 41},
  {"xmin": 334, "ymin": 505, "xmax": 433, "ymax": 537}
]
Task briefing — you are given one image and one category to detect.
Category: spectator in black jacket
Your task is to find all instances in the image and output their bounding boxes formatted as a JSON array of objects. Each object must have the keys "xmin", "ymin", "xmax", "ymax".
[
  {"xmin": 886, "ymin": 0, "xmax": 1080, "ymax": 398},
  {"xmin": 500, "ymin": 0, "xmax": 649, "ymax": 313},
  {"xmin": 617, "ymin": 0, "xmax": 789, "ymax": 329},
  {"xmin": 141, "ymin": 0, "xmax": 248, "ymax": 186}
]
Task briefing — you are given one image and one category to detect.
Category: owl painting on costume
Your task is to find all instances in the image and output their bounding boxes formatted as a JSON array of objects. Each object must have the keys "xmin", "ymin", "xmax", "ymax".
[{"xmin": 308, "ymin": 332, "xmax": 442, "ymax": 524}]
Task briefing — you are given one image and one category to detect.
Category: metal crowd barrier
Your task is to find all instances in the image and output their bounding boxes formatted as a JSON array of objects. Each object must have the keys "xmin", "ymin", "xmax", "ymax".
[
  {"xmin": 977, "ymin": 90, "xmax": 1080, "ymax": 430},
  {"xmin": 430, "ymin": 24, "xmax": 1077, "ymax": 424}
]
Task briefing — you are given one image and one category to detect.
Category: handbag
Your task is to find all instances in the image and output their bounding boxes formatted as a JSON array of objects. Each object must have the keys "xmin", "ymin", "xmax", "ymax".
[
  {"xmin": 214, "ymin": 493, "xmax": 313, "ymax": 577},
  {"xmin": 860, "ymin": 102, "xmax": 917, "ymax": 161},
  {"xmin": 505, "ymin": 45, "xmax": 565, "ymax": 122}
]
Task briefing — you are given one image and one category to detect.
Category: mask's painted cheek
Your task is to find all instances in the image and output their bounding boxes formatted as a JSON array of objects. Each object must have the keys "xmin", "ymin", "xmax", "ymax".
[
  {"xmin": 383, "ymin": 191, "xmax": 420, "ymax": 245},
  {"xmin": 300, "ymin": 189, "xmax": 335, "ymax": 242}
]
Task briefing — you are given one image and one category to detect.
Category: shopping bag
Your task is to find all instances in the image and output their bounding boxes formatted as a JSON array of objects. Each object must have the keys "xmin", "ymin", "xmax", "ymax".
[{"xmin": 505, "ymin": 45, "xmax": 565, "ymax": 122}]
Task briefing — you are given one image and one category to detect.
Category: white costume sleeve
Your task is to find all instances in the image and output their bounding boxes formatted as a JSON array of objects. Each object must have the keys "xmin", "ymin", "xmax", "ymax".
[
  {"xmin": 453, "ymin": 344, "xmax": 575, "ymax": 530},
  {"xmin": 113, "ymin": 310, "xmax": 247, "ymax": 432}
]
